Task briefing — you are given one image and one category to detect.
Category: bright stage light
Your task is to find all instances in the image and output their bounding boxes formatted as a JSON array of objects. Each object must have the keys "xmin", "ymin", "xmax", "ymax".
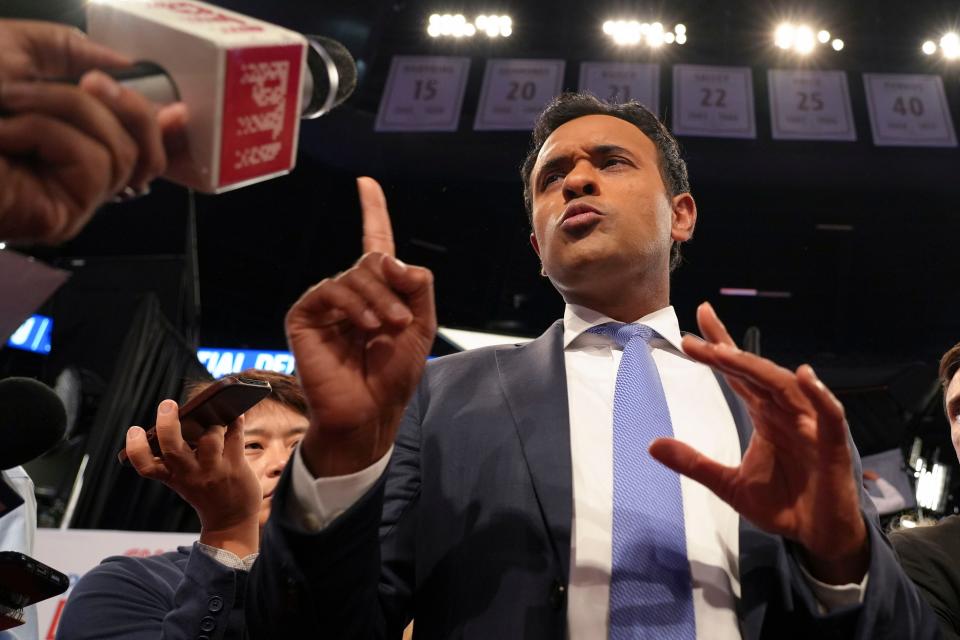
[
  {"xmin": 774, "ymin": 23, "xmax": 795, "ymax": 49},
  {"xmin": 942, "ymin": 32, "xmax": 960, "ymax": 58},
  {"xmin": 795, "ymin": 25, "xmax": 815, "ymax": 54},
  {"xmin": 428, "ymin": 13, "xmax": 512, "ymax": 39},
  {"xmin": 775, "ymin": 21, "xmax": 842, "ymax": 54},
  {"xmin": 603, "ymin": 18, "xmax": 687, "ymax": 47},
  {"xmin": 922, "ymin": 40, "xmax": 937, "ymax": 55}
]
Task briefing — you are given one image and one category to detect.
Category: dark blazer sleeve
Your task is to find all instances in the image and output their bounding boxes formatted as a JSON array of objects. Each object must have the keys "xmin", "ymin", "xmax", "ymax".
[
  {"xmin": 778, "ymin": 442, "xmax": 942, "ymax": 640},
  {"xmin": 245, "ymin": 385, "xmax": 426, "ymax": 639},
  {"xmin": 890, "ymin": 524, "xmax": 960, "ymax": 640},
  {"xmin": 715, "ymin": 372, "xmax": 941, "ymax": 640},
  {"xmin": 56, "ymin": 544, "xmax": 248, "ymax": 640}
]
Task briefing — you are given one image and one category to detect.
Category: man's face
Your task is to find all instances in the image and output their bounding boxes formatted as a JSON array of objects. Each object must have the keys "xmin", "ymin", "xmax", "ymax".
[
  {"xmin": 947, "ymin": 371, "xmax": 960, "ymax": 462},
  {"xmin": 528, "ymin": 114, "xmax": 695, "ymax": 297},
  {"xmin": 242, "ymin": 400, "xmax": 308, "ymax": 528}
]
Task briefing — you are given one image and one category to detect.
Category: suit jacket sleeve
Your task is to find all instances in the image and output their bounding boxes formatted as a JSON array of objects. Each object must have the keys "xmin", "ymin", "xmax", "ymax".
[
  {"xmin": 56, "ymin": 543, "xmax": 248, "ymax": 640},
  {"xmin": 245, "ymin": 384, "xmax": 426, "ymax": 639},
  {"xmin": 890, "ymin": 524, "xmax": 960, "ymax": 640},
  {"xmin": 778, "ymin": 438, "xmax": 942, "ymax": 640}
]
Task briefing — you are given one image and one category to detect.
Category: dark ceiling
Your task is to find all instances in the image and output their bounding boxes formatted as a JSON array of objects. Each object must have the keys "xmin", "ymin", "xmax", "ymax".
[{"xmin": 6, "ymin": 0, "xmax": 960, "ymax": 368}]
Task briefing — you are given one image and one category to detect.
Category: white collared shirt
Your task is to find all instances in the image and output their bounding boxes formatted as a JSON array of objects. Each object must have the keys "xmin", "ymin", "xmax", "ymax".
[{"xmin": 562, "ymin": 303, "xmax": 743, "ymax": 639}]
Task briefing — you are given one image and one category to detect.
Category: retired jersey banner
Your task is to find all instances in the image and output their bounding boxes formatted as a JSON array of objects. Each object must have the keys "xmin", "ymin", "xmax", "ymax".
[
  {"xmin": 375, "ymin": 56, "xmax": 471, "ymax": 132},
  {"xmin": 672, "ymin": 64, "xmax": 756, "ymax": 138},
  {"xmin": 768, "ymin": 69, "xmax": 856, "ymax": 141},
  {"xmin": 474, "ymin": 58, "xmax": 565, "ymax": 131},
  {"xmin": 578, "ymin": 62, "xmax": 659, "ymax": 112},
  {"xmin": 863, "ymin": 73, "xmax": 957, "ymax": 147}
]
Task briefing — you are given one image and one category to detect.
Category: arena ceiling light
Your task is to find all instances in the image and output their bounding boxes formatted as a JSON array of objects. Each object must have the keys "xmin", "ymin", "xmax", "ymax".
[
  {"xmin": 922, "ymin": 32, "xmax": 960, "ymax": 59},
  {"xmin": 774, "ymin": 22, "xmax": 843, "ymax": 54},
  {"xmin": 602, "ymin": 20, "xmax": 687, "ymax": 47},
  {"xmin": 426, "ymin": 13, "xmax": 512, "ymax": 38}
]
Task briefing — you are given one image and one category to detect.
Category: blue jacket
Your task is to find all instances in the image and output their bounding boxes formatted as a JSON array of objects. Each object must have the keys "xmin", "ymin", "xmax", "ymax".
[{"xmin": 56, "ymin": 543, "xmax": 247, "ymax": 640}]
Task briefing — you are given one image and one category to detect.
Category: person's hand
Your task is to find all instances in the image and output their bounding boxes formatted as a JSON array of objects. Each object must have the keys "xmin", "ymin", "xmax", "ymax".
[
  {"xmin": 0, "ymin": 19, "xmax": 188, "ymax": 245},
  {"xmin": 287, "ymin": 177, "xmax": 436, "ymax": 477},
  {"xmin": 649, "ymin": 302, "xmax": 869, "ymax": 585},
  {"xmin": 125, "ymin": 399, "xmax": 262, "ymax": 558}
]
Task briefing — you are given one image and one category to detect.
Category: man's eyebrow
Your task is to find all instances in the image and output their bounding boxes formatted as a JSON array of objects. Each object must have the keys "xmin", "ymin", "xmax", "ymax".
[{"xmin": 535, "ymin": 144, "xmax": 637, "ymax": 186}]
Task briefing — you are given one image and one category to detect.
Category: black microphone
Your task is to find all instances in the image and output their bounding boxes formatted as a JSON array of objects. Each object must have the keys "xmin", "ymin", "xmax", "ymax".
[{"xmin": 0, "ymin": 377, "xmax": 67, "ymax": 471}]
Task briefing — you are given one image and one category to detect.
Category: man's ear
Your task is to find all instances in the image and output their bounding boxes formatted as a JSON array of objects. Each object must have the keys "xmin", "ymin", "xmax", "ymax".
[
  {"xmin": 670, "ymin": 193, "xmax": 697, "ymax": 243},
  {"xmin": 530, "ymin": 231, "xmax": 541, "ymax": 258}
]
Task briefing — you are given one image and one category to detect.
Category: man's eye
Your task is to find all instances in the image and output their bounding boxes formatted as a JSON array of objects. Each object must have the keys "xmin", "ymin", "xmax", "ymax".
[
  {"xmin": 603, "ymin": 157, "xmax": 626, "ymax": 168},
  {"xmin": 542, "ymin": 173, "xmax": 562, "ymax": 187},
  {"xmin": 245, "ymin": 442, "xmax": 263, "ymax": 451}
]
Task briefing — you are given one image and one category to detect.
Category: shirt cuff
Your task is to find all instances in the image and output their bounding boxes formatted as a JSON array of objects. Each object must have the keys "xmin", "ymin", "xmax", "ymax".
[
  {"xmin": 195, "ymin": 542, "xmax": 258, "ymax": 571},
  {"xmin": 287, "ymin": 444, "xmax": 393, "ymax": 532},
  {"xmin": 797, "ymin": 560, "xmax": 869, "ymax": 613}
]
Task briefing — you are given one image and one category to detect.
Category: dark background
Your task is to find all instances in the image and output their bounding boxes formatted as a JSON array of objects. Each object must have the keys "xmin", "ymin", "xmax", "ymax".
[{"xmin": 3, "ymin": 0, "xmax": 960, "ymax": 524}]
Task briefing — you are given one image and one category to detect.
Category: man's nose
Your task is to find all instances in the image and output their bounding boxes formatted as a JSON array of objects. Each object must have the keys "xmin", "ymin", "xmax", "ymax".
[
  {"xmin": 264, "ymin": 445, "xmax": 289, "ymax": 477},
  {"xmin": 562, "ymin": 161, "xmax": 598, "ymax": 201}
]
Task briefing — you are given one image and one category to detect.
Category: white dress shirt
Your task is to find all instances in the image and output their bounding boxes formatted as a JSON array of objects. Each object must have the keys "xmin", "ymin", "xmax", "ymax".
[
  {"xmin": 287, "ymin": 303, "xmax": 867, "ymax": 637},
  {"xmin": 562, "ymin": 304, "xmax": 742, "ymax": 639}
]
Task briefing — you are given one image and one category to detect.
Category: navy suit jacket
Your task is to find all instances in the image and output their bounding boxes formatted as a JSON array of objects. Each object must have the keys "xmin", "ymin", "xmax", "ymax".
[{"xmin": 247, "ymin": 321, "xmax": 939, "ymax": 639}]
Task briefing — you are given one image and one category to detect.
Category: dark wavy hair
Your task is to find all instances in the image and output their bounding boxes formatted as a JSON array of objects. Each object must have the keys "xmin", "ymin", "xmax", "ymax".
[
  {"xmin": 520, "ymin": 92, "xmax": 690, "ymax": 270},
  {"xmin": 939, "ymin": 343, "xmax": 960, "ymax": 416}
]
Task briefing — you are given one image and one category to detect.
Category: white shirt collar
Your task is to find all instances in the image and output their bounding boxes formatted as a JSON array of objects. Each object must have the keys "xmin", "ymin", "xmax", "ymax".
[{"xmin": 562, "ymin": 303, "xmax": 685, "ymax": 353}]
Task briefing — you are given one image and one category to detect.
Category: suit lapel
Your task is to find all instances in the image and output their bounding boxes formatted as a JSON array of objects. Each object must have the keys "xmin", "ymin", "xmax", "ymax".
[{"xmin": 495, "ymin": 320, "xmax": 572, "ymax": 582}]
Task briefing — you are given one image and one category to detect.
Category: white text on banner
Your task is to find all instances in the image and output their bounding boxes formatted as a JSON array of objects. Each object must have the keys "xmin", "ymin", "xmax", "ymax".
[
  {"xmin": 768, "ymin": 69, "xmax": 856, "ymax": 141},
  {"xmin": 672, "ymin": 64, "xmax": 756, "ymax": 139},
  {"xmin": 863, "ymin": 73, "xmax": 957, "ymax": 147},
  {"xmin": 474, "ymin": 59, "xmax": 565, "ymax": 131},
  {"xmin": 375, "ymin": 56, "xmax": 471, "ymax": 132},
  {"xmin": 578, "ymin": 62, "xmax": 659, "ymax": 112}
]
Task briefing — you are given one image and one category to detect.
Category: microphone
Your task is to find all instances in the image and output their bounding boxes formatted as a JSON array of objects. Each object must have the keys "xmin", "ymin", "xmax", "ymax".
[
  {"xmin": 0, "ymin": 378, "xmax": 67, "ymax": 471},
  {"xmin": 86, "ymin": 0, "xmax": 359, "ymax": 194}
]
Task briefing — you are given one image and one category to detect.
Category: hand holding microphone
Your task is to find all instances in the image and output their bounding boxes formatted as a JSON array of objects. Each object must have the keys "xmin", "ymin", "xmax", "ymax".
[{"xmin": 0, "ymin": 19, "xmax": 188, "ymax": 245}]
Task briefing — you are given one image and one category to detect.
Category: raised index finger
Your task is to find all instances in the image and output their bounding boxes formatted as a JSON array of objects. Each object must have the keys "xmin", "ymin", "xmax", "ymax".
[{"xmin": 357, "ymin": 176, "xmax": 396, "ymax": 257}]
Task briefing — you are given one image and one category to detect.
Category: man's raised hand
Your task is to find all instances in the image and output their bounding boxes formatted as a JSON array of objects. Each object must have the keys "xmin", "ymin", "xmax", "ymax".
[
  {"xmin": 649, "ymin": 302, "xmax": 869, "ymax": 585},
  {"xmin": 288, "ymin": 177, "xmax": 436, "ymax": 477}
]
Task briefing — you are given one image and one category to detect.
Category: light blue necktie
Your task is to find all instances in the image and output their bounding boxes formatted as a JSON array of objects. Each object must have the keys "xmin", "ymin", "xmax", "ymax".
[{"xmin": 589, "ymin": 323, "xmax": 696, "ymax": 640}]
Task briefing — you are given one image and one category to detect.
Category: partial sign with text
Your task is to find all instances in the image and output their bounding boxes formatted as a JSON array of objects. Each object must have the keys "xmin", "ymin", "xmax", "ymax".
[
  {"xmin": 863, "ymin": 73, "xmax": 957, "ymax": 147},
  {"xmin": 768, "ymin": 69, "xmax": 856, "ymax": 141},
  {"xmin": 672, "ymin": 64, "xmax": 756, "ymax": 139},
  {"xmin": 474, "ymin": 58, "xmax": 565, "ymax": 131},
  {"xmin": 578, "ymin": 62, "xmax": 659, "ymax": 112},
  {"xmin": 375, "ymin": 56, "xmax": 471, "ymax": 132}
]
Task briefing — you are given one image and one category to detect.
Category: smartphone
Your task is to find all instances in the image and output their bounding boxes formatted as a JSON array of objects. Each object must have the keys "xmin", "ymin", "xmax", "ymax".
[
  {"xmin": 0, "ymin": 551, "xmax": 69, "ymax": 610},
  {"xmin": 117, "ymin": 375, "xmax": 272, "ymax": 465}
]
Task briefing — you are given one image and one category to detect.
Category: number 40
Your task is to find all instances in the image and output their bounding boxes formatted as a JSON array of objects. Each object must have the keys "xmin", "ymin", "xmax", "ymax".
[{"xmin": 892, "ymin": 96, "xmax": 924, "ymax": 116}]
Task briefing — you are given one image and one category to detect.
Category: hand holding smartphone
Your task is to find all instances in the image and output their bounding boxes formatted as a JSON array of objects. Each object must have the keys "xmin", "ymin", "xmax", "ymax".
[{"xmin": 117, "ymin": 375, "xmax": 272, "ymax": 464}]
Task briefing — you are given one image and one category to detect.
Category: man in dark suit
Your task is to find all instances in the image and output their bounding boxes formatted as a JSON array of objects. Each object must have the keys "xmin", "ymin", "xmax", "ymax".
[
  {"xmin": 891, "ymin": 342, "xmax": 960, "ymax": 639},
  {"xmin": 246, "ymin": 93, "xmax": 938, "ymax": 638}
]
